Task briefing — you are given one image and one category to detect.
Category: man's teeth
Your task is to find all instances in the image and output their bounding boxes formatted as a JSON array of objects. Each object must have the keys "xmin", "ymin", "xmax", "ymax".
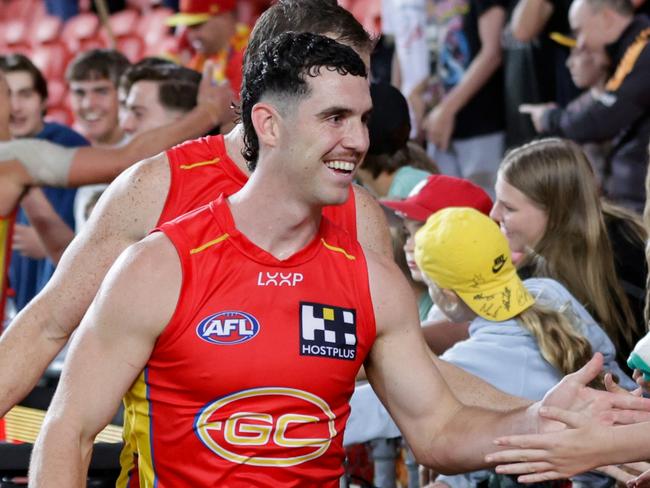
[
  {"xmin": 325, "ymin": 161, "xmax": 355, "ymax": 171},
  {"xmin": 83, "ymin": 113, "xmax": 101, "ymax": 122}
]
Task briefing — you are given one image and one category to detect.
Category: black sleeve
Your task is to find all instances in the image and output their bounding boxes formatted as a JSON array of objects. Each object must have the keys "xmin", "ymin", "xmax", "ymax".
[{"xmin": 541, "ymin": 44, "xmax": 650, "ymax": 142}]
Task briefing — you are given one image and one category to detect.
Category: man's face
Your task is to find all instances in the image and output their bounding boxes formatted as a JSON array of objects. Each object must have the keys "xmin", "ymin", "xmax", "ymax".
[
  {"xmin": 121, "ymin": 80, "xmax": 183, "ymax": 135},
  {"xmin": 187, "ymin": 13, "xmax": 234, "ymax": 56},
  {"xmin": 271, "ymin": 70, "xmax": 372, "ymax": 207},
  {"xmin": 69, "ymin": 78, "xmax": 120, "ymax": 144},
  {"xmin": 5, "ymin": 70, "xmax": 45, "ymax": 138},
  {"xmin": 569, "ymin": 0, "xmax": 610, "ymax": 50}
]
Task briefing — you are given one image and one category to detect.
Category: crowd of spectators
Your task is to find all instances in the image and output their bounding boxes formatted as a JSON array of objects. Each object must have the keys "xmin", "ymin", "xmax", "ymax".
[{"xmin": 1, "ymin": 0, "xmax": 650, "ymax": 486}]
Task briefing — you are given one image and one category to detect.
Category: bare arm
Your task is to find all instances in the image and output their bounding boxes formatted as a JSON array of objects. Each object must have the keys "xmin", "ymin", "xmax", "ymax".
[
  {"xmin": 510, "ymin": 0, "xmax": 554, "ymax": 41},
  {"xmin": 18, "ymin": 188, "xmax": 74, "ymax": 263},
  {"xmin": 29, "ymin": 233, "xmax": 181, "ymax": 487},
  {"xmin": 423, "ymin": 6, "xmax": 506, "ymax": 150},
  {"xmin": 352, "ymin": 184, "xmax": 392, "ymax": 259},
  {"xmin": 0, "ymin": 153, "xmax": 170, "ymax": 416},
  {"xmin": 364, "ymin": 252, "xmax": 533, "ymax": 473},
  {"xmin": 487, "ymin": 410, "xmax": 650, "ymax": 482},
  {"xmin": 0, "ymin": 159, "xmax": 30, "ymax": 217},
  {"xmin": 68, "ymin": 75, "xmax": 233, "ymax": 186}
]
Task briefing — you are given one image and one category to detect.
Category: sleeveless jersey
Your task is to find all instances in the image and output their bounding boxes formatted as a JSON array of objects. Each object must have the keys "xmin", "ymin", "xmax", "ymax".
[
  {"xmin": 119, "ymin": 197, "xmax": 376, "ymax": 487},
  {"xmin": 160, "ymin": 135, "xmax": 358, "ymax": 240}
]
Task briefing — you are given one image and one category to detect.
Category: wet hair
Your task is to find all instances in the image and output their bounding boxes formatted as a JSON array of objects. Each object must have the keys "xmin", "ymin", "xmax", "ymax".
[
  {"xmin": 245, "ymin": 0, "xmax": 373, "ymax": 66},
  {"xmin": 65, "ymin": 49, "xmax": 131, "ymax": 86},
  {"xmin": 121, "ymin": 61, "xmax": 200, "ymax": 113},
  {"xmin": 240, "ymin": 32, "xmax": 367, "ymax": 170},
  {"xmin": 0, "ymin": 53, "xmax": 48, "ymax": 103}
]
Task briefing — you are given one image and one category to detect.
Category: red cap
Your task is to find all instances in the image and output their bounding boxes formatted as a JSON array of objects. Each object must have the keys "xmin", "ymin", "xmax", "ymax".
[
  {"xmin": 166, "ymin": 0, "xmax": 236, "ymax": 26},
  {"xmin": 382, "ymin": 175, "xmax": 493, "ymax": 222}
]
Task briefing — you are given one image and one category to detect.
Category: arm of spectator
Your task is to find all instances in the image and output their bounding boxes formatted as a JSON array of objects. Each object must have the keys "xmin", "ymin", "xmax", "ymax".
[
  {"xmin": 519, "ymin": 103, "xmax": 558, "ymax": 132},
  {"xmin": 598, "ymin": 462, "xmax": 650, "ymax": 485},
  {"xmin": 487, "ymin": 410, "xmax": 650, "ymax": 482},
  {"xmin": 18, "ymin": 188, "xmax": 75, "ymax": 264},
  {"xmin": 527, "ymin": 52, "xmax": 650, "ymax": 142},
  {"xmin": 0, "ymin": 153, "xmax": 171, "ymax": 417},
  {"xmin": 29, "ymin": 233, "xmax": 180, "ymax": 486},
  {"xmin": 629, "ymin": 465, "xmax": 650, "ymax": 487},
  {"xmin": 634, "ymin": 369, "xmax": 650, "ymax": 394},
  {"xmin": 421, "ymin": 319, "xmax": 469, "ymax": 355},
  {"xmin": 422, "ymin": 5, "xmax": 506, "ymax": 150},
  {"xmin": 12, "ymin": 224, "xmax": 47, "ymax": 259},
  {"xmin": 352, "ymin": 184, "xmax": 393, "ymax": 259},
  {"xmin": 68, "ymin": 65, "xmax": 233, "ymax": 186},
  {"xmin": 510, "ymin": 0, "xmax": 555, "ymax": 41},
  {"xmin": 0, "ymin": 159, "xmax": 30, "ymax": 217}
]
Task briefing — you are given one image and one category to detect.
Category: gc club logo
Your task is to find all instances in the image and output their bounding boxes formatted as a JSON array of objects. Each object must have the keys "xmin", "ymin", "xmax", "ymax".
[
  {"xmin": 194, "ymin": 387, "xmax": 337, "ymax": 467},
  {"xmin": 196, "ymin": 311, "xmax": 261, "ymax": 345}
]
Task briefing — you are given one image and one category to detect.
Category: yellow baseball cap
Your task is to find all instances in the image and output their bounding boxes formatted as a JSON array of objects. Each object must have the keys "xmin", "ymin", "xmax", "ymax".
[{"xmin": 414, "ymin": 207, "xmax": 535, "ymax": 322}]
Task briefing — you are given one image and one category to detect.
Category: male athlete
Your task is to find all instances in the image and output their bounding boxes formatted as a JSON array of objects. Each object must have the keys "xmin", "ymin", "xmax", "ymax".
[
  {"xmin": 29, "ymin": 31, "xmax": 650, "ymax": 487},
  {"xmin": 0, "ymin": 0, "xmax": 391, "ymax": 417}
]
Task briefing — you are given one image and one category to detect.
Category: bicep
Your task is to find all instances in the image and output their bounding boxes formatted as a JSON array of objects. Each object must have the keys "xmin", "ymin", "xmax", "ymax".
[
  {"xmin": 353, "ymin": 185, "xmax": 392, "ymax": 259},
  {"xmin": 48, "ymin": 235, "xmax": 181, "ymax": 437},
  {"xmin": 364, "ymin": 255, "xmax": 461, "ymax": 450},
  {"xmin": 36, "ymin": 154, "xmax": 171, "ymax": 336}
]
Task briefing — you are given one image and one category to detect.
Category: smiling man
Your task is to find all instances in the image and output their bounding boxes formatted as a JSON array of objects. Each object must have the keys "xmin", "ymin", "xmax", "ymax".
[
  {"xmin": 0, "ymin": 54, "xmax": 86, "ymax": 311},
  {"xmin": 29, "ymin": 32, "xmax": 647, "ymax": 487}
]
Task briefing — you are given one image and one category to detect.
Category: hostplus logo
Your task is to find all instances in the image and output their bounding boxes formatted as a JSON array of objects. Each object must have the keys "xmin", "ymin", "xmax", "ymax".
[{"xmin": 299, "ymin": 302, "xmax": 357, "ymax": 361}]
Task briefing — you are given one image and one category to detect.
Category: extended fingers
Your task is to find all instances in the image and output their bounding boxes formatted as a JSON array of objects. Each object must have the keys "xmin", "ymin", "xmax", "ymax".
[
  {"xmin": 486, "ymin": 447, "xmax": 551, "ymax": 464},
  {"xmin": 538, "ymin": 406, "xmax": 587, "ymax": 428},
  {"xmin": 493, "ymin": 459, "xmax": 554, "ymax": 475}
]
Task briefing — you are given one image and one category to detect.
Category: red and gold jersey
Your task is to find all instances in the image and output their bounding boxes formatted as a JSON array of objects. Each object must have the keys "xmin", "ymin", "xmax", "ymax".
[
  {"xmin": 0, "ymin": 211, "xmax": 15, "ymax": 331},
  {"xmin": 160, "ymin": 134, "xmax": 358, "ymax": 240},
  {"xmin": 188, "ymin": 23, "xmax": 250, "ymax": 99},
  {"xmin": 119, "ymin": 197, "xmax": 376, "ymax": 487}
]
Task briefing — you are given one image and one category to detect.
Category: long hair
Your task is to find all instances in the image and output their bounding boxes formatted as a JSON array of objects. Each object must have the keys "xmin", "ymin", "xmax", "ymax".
[
  {"xmin": 499, "ymin": 138, "xmax": 638, "ymax": 356},
  {"xmin": 517, "ymin": 303, "xmax": 601, "ymax": 386}
]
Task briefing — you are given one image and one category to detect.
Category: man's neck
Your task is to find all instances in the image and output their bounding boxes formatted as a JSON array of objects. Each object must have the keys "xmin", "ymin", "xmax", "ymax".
[
  {"xmin": 224, "ymin": 124, "xmax": 250, "ymax": 176},
  {"xmin": 227, "ymin": 165, "xmax": 322, "ymax": 261},
  {"xmin": 91, "ymin": 126, "xmax": 124, "ymax": 148}
]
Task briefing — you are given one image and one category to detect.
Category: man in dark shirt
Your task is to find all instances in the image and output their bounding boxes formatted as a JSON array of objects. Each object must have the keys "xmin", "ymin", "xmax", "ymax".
[{"xmin": 521, "ymin": 0, "xmax": 650, "ymax": 212}]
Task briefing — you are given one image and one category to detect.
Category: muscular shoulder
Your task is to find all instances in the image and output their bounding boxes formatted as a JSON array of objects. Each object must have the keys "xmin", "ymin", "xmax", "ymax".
[
  {"xmin": 352, "ymin": 184, "xmax": 392, "ymax": 258},
  {"xmin": 98, "ymin": 231, "xmax": 181, "ymax": 337},
  {"xmin": 87, "ymin": 152, "xmax": 171, "ymax": 243}
]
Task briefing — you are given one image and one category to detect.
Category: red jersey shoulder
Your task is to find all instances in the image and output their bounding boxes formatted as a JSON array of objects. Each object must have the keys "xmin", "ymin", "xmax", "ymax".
[{"xmin": 166, "ymin": 134, "xmax": 227, "ymax": 169}]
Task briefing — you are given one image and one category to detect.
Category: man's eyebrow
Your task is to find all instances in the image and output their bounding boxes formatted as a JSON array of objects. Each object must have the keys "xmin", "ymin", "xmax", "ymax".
[{"xmin": 316, "ymin": 106, "xmax": 354, "ymax": 118}]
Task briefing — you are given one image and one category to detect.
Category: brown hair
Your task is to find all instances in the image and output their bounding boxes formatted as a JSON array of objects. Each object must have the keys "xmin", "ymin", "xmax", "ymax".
[{"xmin": 499, "ymin": 138, "xmax": 639, "ymax": 356}]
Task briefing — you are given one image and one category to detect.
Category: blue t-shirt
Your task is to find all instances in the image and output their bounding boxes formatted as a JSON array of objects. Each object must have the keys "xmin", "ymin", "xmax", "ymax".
[{"xmin": 9, "ymin": 122, "xmax": 88, "ymax": 311}]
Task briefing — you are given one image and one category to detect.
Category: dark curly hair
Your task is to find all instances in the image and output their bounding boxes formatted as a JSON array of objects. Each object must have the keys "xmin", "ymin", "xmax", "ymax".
[{"xmin": 241, "ymin": 32, "xmax": 367, "ymax": 170}]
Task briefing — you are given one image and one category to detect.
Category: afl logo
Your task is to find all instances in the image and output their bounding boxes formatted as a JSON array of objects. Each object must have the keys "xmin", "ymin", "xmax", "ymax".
[
  {"xmin": 196, "ymin": 311, "xmax": 260, "ymax": 345},
  {"xmin": 194, "ymin": 387, "xmax": 337, "ymax": 467}
]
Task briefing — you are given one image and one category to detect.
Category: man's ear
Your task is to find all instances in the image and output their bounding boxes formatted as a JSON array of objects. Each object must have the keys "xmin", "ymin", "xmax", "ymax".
[{"xmin": 251, "ymin": 102, "xmax": 281, "ymax": 150}]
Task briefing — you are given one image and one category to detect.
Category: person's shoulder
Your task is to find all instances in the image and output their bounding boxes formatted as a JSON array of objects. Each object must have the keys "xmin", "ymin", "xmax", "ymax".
[
  {"xmin": 522, "ymin": 277, "xmax": 573, "ymax": 305},
  {"xmin": 166, "ymin": 134, "xmax": 226, "ymax": 163},
  {"xmin": 39, "ymin": 122, "xmax": 89, "ymax": 148}
]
